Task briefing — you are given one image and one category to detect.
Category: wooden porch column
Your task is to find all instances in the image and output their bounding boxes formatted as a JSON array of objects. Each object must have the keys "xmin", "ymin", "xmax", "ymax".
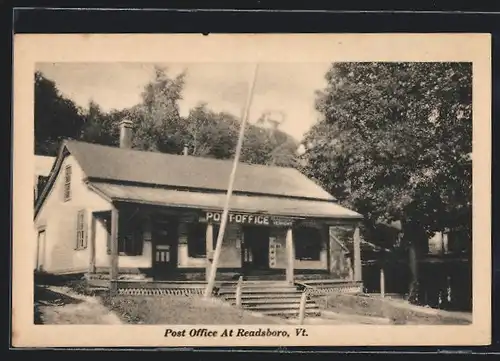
[
  {"xmin": 353, "ymin": 223, "xmax": 362, "ymax": 282},
  {"xmin": 286, "ymin": 227, "xmax": 294, "ymax": 283},
  {"xmin": 88, "ymin": 213, "xmax": 96, "ymax": 274},
  {"xmin": 205, "ymin": 222, "xmax": 214, "ymax": 282},
  {"xmin": 323, "ymin": 225, "xmax": 331, "ymax": 273},
  {"xmin": 110, "ymin": 207, "xmax": 119, "ymax": 295}
]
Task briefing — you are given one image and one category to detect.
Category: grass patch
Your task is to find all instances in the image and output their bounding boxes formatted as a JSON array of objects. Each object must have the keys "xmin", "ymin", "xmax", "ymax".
[
  {"xmin": 65, "ymin": 280, "xmax": 106, "ymax": 297},
  {"xmin": 318, "ymin": 293, "xmax": 471, "ymax": 325},
  {"xmin": 100, "ymin": 294, "xmax": 281, "ymax": 325}
]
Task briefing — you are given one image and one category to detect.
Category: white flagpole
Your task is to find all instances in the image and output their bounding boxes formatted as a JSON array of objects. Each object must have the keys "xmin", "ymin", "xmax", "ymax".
[{"xmin": 204, "ymin": 63, "xmax": 259, "ymax": 298}]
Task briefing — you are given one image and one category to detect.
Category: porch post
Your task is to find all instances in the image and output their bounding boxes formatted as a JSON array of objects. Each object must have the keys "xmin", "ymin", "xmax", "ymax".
[
  {"xmin": 353, "ymin": 223, "xmax": 362, "ymax": 282},
  {"xmin": 323, "ymin": 225, "xmax": 331, "ymax": 273},
  {"xmin": 88, "ymin": 213, "xmax": 96, "ymax": 274},
  {"xmin": 286, "ymin": 227, "xmax": 294, "ymax": 283},
  {"xmin": 205, "ymin": 222, "xmax": 214, "ymax": 282},
  {"xmin": 110, "ymin": 207, "xmax": 119, "ymax": 295}
]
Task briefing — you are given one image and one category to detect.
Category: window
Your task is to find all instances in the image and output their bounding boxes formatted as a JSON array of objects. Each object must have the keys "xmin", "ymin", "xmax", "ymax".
[
  {"xmin": 105, "ymin": 217, "xmax": 144, "ymax": 256},
  {"xmin": 63, "ymin": 165, "xmax": 72, "ymax": 202},
  {"xmin": 75, "ymin": 210, "xmax": 87, "ymax": 250},
  {"xmin": 187, "ymin": 223, "xmax": 218, "ymax": 258},
  {"xmin": 188, "ymin": 223, "xmax": 207, "ymax": 258},
  {"xmin": 118, "ymin": 226, "xmax": 143, "ymax": 256},
  {"xmin": 294, "ymin": 227, "xmax": 322, "ymax": 261}
]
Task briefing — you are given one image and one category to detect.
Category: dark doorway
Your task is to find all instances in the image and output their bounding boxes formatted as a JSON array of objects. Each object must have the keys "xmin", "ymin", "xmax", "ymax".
[
  {"xmin": 151, "ymin": 216, "xmax": 179, "ymax": 278},
  {"xmin": 243, "ymin": 226, "xmax": 270, "ymax": 271}
]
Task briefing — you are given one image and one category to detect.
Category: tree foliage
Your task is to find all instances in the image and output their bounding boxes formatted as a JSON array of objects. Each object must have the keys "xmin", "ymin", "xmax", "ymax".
[
  {"xmin": 302, "ymin": 62, "xmax": 472, "ymax": 301},
  {"xmin": 241, "ymin": 116, "xmax": 299, "ymax": 167},
  {"xmin": 182, "ymin": 103, "xmax": 239, "ymax": 158},
  {"xmin": 130, "ymin": 66, "xmax": 187, "ymax": 153},
  {"xmin": 34, "ymin": 71, "xmax": 85, "ymax": 156},
  {"xmin": 34, "ymin": 66, "xmax": 299, "ymax": 167},
  {"xmin": 79, "ymin": 100, "xmax": 124, "ymax": 147}
]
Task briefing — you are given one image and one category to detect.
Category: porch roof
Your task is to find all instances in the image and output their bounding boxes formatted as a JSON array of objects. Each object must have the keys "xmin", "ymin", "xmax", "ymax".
[{"xmin": 89, "ymin": 182, "xmax": 363, "ymax": 220}]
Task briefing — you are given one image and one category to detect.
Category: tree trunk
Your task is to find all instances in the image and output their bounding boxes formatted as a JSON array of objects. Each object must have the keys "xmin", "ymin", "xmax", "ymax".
[
  {"xmin": 408, "ymin": 239, "xmax": 420, "ymax": 304},
  {"xmin": 402, "ymin": 220, "xmax": 423, "ymax": 305}
]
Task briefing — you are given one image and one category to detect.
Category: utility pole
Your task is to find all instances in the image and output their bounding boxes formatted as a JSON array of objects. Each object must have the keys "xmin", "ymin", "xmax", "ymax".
[{"xmin": 203, "ymin": 63, "xmax": 259, "ymax": 298}]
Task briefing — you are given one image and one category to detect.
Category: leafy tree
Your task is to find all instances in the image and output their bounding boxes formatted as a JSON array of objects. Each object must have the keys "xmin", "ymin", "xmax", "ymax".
[
  {"xmin": 130, "ymin": 66, "xmax": 187, "ymax": 153},
  {"xmin": 34, "ymin": 71, "xmax": 85, "ymax": 156},
  {"xmin": 182, "ymin": 103, "xmax": 239, "ymax": 158},
  {"xmin": 125, "ymin": 66, "xmax": 299, "ymax": 165},
  {"xmin": 241, "ymin": 112, "xmax": 300, "ymax": 167},
  {"xmin": 35, "ymin": 66, "xmax": 300, "ymax": 169},
  {"xmin": 302, "ymin": 62, "xmax": 472, "ymax": 303},
  {"xmin": 79, "ymin": 100, "xmax": 123, "ymax": 147}
]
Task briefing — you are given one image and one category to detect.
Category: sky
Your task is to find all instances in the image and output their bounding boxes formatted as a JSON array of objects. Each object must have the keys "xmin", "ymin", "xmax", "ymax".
[{"xmin": 36, "ymin": 62, "xmax": 332, "ymax": 141}]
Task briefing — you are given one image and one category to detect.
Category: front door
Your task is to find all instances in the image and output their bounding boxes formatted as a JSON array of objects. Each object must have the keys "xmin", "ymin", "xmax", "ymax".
[
  {"xmin": 152, "ymin": 217, "xmax": 178, "ymax": 277},
  {"xmin": 242, "ymin": 226, "xmax": 270, "ymax": 271}
]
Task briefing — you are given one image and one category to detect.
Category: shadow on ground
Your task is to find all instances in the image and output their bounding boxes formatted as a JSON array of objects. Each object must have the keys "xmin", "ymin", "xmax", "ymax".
[{"xmin": 34, "ymin": 285, "xmax": 83, "ymax": 324}]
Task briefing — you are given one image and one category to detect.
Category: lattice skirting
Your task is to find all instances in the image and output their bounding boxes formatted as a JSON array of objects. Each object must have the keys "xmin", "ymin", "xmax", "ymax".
[
  {"xmin": 118, "ymin": 287, "xmax": 205, "ymax": 296},
  {"xmin": 305, "ymin": 285, "xmax": 363, "ymax": 295}
]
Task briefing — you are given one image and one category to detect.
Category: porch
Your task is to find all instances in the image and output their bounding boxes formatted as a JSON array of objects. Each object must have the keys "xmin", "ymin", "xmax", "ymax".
[{"xmin": 85, "ymin": 200, "xmax": 363, "ymax": 293}]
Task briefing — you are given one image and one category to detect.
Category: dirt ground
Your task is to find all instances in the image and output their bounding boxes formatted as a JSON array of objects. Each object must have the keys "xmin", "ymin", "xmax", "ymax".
[{"xmin": 34, "ymin": 285, "xmax": 122, "ymax": 325}]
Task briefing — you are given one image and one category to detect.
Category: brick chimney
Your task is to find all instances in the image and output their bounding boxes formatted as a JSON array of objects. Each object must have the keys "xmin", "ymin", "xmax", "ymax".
[{"xmin": 119, "ymin": 118, "xmax": 134, "ymax": 149}]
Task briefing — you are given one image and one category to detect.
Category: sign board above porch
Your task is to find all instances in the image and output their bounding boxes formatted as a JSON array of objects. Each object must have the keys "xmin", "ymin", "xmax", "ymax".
[{"xmin": 204, "ymin": 211, "xmax": 295, "ymax": 227}]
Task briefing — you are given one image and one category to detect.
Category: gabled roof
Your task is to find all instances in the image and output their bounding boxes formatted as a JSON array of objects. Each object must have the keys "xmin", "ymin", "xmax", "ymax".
[
  {"xmin": 64, "ymin": 140, "xmax": 335, "ymax": 200},
  {"xmin": 35, "ymin": 140, "xmax": 363, "ymax": 220}
]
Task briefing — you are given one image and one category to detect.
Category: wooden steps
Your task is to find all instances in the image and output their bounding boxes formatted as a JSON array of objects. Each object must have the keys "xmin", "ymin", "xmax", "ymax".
[{"xmin": 217, "ymin": 281, "xmax": 321, "ymax": 318}]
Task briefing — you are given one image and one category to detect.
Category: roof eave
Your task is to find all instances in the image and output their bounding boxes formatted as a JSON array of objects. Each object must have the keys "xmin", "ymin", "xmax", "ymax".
[
  {"xmin": 84, "ymin": 179, "xmax": 114, "ymax": 203},
  {"xmin": 34, "ymin": 142, "xmax": 71, "ymax": 219},
  {"xmin": 91, "ymin": 197, "xmax": 363, "ymax": 221}
]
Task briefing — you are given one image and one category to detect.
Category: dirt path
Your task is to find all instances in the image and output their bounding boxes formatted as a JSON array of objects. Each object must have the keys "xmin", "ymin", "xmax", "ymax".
[{"xmin": 35, "ymin": 285, "xmax": 122, "ymax": 325}]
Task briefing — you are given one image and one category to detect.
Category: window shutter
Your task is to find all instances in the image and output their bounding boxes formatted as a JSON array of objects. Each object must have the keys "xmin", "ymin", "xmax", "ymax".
[
  {"xmin": 74, "ymin": 210, "xmax": 88, "ymax": 250},
  {"xmin": 64, "ymin": 165, "xmax": 72, "ymax": 202},
  {"xmin": 75, "ymin": 211, "xmax": 79, "ymax": 250},
  {"xmin": 83, "ymin": 210, "xmax": 88, "ymax": 249}
]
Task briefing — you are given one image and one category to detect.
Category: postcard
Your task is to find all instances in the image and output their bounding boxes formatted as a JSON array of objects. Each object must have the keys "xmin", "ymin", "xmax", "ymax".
[{"xmin": 12, "ymin": 33, "xmax": 491, "ymax": 347}]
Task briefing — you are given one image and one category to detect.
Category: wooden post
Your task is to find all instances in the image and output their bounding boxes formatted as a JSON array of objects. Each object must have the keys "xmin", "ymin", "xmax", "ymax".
[
  {"xmin": 235, "ymin": 275, "xmax": 243, "ymax": 307},
  {"xmin": 89, "ymin": 213, "xmax": 96, "ymax": 274},
  {"xmin": 204, "ymin": 64, "xmax": 259, "ymax": 299},
  {"xmin": 110, "ymin": 207, "xmax": 119, "ymax": 295},
  {"xmin": 286, "ymin": 227, "xmax": 294, "ymax": 284},
  {"xmin": 324, "ymin": 225, "xmax": 331, "ymax": 274},
  {"xmin": 298, "ymin": 291, "xmax": 308, "ymax": 325},
  {"xmin": 380, "ymin": 266, "xmax": 385, "ymax": 298},
  {"xmin": 347, "ymin": 258, "xmax": 354, "ymax": 281},
  {"xmin": 205, "ymin": 222, "xmax": 214, "ymax": 282},
  {"xmin": 353, "ymin": 224, "xmax": 362, "ymax": 282}
]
